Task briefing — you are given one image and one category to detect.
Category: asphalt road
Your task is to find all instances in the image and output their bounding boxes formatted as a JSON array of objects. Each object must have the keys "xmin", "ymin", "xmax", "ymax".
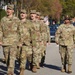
[{"xmin": 0, "ymin": 43, "xmax": 75, "ymax": 75}]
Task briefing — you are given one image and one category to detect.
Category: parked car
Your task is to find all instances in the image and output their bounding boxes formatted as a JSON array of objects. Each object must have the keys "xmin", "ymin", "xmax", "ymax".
[{"xmin": 49, "ymin": 24, "xmax": 59, "ymax": 42}]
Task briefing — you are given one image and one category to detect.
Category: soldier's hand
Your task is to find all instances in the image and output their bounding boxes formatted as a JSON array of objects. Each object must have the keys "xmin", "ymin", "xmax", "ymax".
[
  {"xmin": 56, "ymin": 42, "xmax": 58, "ymax": 45},
  {"xmin": 47, "ymin": 42, "xmax": 50, "ymax": 46},
  {"xmin": 19, "ymin": 44, "xmax": 22, "ymax": 47},
  {"xmin": 0, "ymin": 42, "xmax": 2, "ymax": 45},
  {"xmin": 40, "ymin": 41, "xmax": 43, "ymax": 45}
]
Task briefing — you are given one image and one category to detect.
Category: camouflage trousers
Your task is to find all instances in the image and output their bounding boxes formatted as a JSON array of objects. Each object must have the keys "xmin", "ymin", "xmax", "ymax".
[
  {"xmin": 40, "ymin": 41, "xmax": 46, "ymax": 58},
  {"xmin": 3, "ymin": 45, "xmax": 17, "ymax": 74},
  {"xmin": 41, "ymin": 41, "xmax": 46, "ymax": 57},
  {"xmin": 20, "ymin": 45, "xmax": 32, "ymax": 69},
  {"xmin": 32, "ymin": 42, "xmax": 41, "ymax": 66},
  {"xmin": 59, "ymin": 45, "xmax": 74, "ymax": 65},
  {"xmin": 16, "ymin": 47, "xmax": 21, "ymax": 60}
]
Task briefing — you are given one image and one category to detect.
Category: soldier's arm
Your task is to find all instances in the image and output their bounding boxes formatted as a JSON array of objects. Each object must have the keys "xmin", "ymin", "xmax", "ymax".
[
  {"xmin": 55, "ymin": 26, "xmax": 61, "ymax": 44},
  {"xmin": 18, "ymin": 23, "xmax": 24, "ymax": 46},
  {"xmin": 46, "ymin": 25, "xmax": 50, "ymax": 43},
  {"xmin": 73, "ymin": 27, "xmax": 75, "ymax": 45},
  {"xmin": 0, "ymin": 20, "xmax": 3, "ymax": 45}
]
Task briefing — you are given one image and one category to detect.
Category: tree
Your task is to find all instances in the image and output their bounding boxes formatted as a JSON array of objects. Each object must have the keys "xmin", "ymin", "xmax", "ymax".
[
  {"xmin": 4, "ymin": 0, "xmax": 63, "ymax": 20},
  {"xmin": 50, "ymin": 0, "xmax": 62, "ymax": 21},
  {"xmin": 60, "ymin": 0, "xmax": 75, "ymax": 17}
]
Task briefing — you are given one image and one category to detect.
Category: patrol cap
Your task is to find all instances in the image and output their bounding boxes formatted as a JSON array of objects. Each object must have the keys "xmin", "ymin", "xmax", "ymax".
[
  {"xmin": 40, "ymin": 16, "xmax": 44, "ymax": 20},
  {"xmin": 64, "ymin": 17, "xmax": 71, "ymax": 21},
  {"xmin": 7, "ymin": 4, "xmax": 14, "ymax": 10},
  {"xmin": 64, "ymin": 15, "xmax": 71, "ymax": 21},
  {"xmin": 30, "ymin": 10, "xmax": 36, "ymax": 14},
  {"xmin": 20, "ymin": 9, "xmax": 26, "ymax": 14},
  {"xmin": 36, "ymin": 12, "xmax": 41, "ymax": 16}
]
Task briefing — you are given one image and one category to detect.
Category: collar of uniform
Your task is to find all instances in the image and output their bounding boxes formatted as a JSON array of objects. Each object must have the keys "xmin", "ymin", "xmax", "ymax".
[
  {"xmin": 20, "ymin": 20, "xmax": 27, "ymax": 24},
  {"xmin": 6, "ymin": 15, "xmax": 14, "ymax": 21}
]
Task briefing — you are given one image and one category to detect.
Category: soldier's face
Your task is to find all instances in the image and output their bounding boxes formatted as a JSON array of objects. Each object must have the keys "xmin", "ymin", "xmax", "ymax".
[
  {"xmin": 20, "ymin": 13, "xmax": 27, "ymax": 19},
  {"xmin": 40, "ymin": 19, "xmax": 44, "ymax": 22},
  {"xmin": 36, "ymin": 15, "xmax": 40, "ymax": 20},
  {"xmin": 6, "ymin": 8, "xmax": 14, "ymax": 16},
  {"xmin": 65, "ymin": 20, "xmax": 70, "ymax": 24},
  {"xmin": 30, "ymin": 14, "xmax": 36, "ymax": 20}
]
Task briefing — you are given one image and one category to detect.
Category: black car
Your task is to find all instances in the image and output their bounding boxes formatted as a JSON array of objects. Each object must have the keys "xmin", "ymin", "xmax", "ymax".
[{"xmin": 49, "ymin": 24, "xmax": 59, "ymax": 42}]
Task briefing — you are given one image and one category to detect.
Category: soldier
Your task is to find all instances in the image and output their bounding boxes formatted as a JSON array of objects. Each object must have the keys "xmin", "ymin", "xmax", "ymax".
[
  {"xmin": 40, "ymin": 16, "xmax": 50, "ymax": 67},
  {"xmin": 36, "ymin": 11, "xmax": 43, "ymax": 69},
  {"xmin": 0, "ymin": 4, "xmax": 20, "ymax": 75},
  {"xmin": 36, "ymin": 11, "xmax": 41, "ymax": 21},
  {"xmin": 18, "ymin": 9, "xmax": 32, "ymax": 75},
  {"xmin": 55, "ymin": 17, "xmax": 75, "ymax": 73},
  {"xmin": 30, "ymin": 10, "xmax": 42, "ymax": 72}
]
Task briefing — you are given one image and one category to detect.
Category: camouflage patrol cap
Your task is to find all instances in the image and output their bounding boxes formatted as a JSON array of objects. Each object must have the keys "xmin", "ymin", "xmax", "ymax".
[
  {"xmin": 40, "ymin": 16, "xmax": 44, "ymax": 20},
  {"xmin": 7, "ymin": 4, "xmax": 14, "ymax": 10},
  {"xmin": 64, "ymin": 17, "xmax": 71, "ymax": 21},
  {"xmin": 36, "ymin": 12, "xmax": 41, "ymax": 16},
  {"xmin": 30, "ymin": 10, "xmax": 36, "ymax": 14},
  {"xmin": 64, "ymin": 15, "xmax": 71, "ymax": 21},
  {"xmin": 20, "ymin": 9, "xmax": 26, "ymax": 14}
]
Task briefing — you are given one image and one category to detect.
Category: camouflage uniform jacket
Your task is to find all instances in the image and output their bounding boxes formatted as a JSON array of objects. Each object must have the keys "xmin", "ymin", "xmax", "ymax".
[
  {"xmin": 30, "ymin": 20, "xmax": 42, "ymax": 46},
  {"xmin": 19, "ymin": 20, "xmax": 32, "ymax": 46},
  {"xmin": 0, "ymin": 16, "xmax": 20, "ymax": 45},
  {"xmin": 55, "ymin": 24, "xmax": 75, "ymax": 46},
  {"xmin": 40, "ymin": 22, "xmax": 50, "ymax": 42}
]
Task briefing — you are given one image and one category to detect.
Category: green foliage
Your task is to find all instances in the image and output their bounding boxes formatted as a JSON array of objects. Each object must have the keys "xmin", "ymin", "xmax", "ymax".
[
  {"xmin": 0, "ymin": 9, "xmax": 6, "ymax": 21},
  {"xmin": 60, "ymin": 0, "xmax": 75, "ymax": 17},
  {"xmin": 4, "ymin": 0, "xmax": 75, "ymax": 20},
  {"xmin": 18, "ymin": 0, "xmax": 62, "ymax": 20}
]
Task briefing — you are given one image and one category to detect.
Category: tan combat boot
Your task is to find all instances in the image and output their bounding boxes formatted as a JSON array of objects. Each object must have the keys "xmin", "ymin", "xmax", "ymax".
[
  {"xmin": 68, "ymin": 64, "xmax": 72, "ymax": 73},
  {"xmin": 37, "ymin": 63, "xmax": 40, "ymax": 69},
  {"xmin": 7, "ymin": 72, "xmax": 13, "ymax": 75},
  {"xmin": 61, "ymin": 65, "xmax": 65, "ymax": 72},
  {"xmin": 29, "ymin": 63, "xmax": 32, "ymax": 70},
  {"xmin": 2, "ymin": 58, "xmax": 6, "ymax": 63},
  {"xmin": 2, "ymin": 58, "xmax": 5, "ymax": 61},
  {"xmin": 19, "ymin": 68, "xmax": 24, "ymax": 75},
  {"xmin": 32, "ymin": 66, "xmax": 37, "ymax": 73}
]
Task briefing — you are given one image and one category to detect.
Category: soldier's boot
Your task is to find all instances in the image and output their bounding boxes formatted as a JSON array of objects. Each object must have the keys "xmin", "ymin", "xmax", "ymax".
[
  {"xmin": 32, "ymin": 66, "xmax": 37, "ymax": 73},
  {"xmin": 29, "ymin": 63, "xmax": 32, "ymax": 70},
  {"xmin": 37, "ymin": 63, "xmax": 40, "ymax": 69},
  {"xmin": 64, "ymin": 64, "xmax": 66, "ymax": 72},
  {"xmin": 40, "ymin": 56, "xmax": 45, "ymax": 67},
  {"xmin": 2, "ymin": 58, "xmax": 5, "ymax": 61},
  {"xmin": 2, "ymin": 58, "xmax": 6, "ymax": 63},
  {"xmin": 7, "ymin": 72, "xmax": 13, "ymax": 75},
  {"xmin": 68, "ymin": 64, "xmax": 72, "ymax": 73},
  {"xmin": 61, "ymin": 65, "xmax": 65, "ymax": 72},
  {"xmin": 19, "ymin": 68, "xmax": 24, "ymax": 75}
]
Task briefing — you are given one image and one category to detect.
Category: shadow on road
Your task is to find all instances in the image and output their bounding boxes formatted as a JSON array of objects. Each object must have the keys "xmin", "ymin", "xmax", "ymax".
[
  {"xmin": 0, "ymin": 59, "xmax": 31, "ymax": 75},
  {"xmin": 0, "ymin": 59, "xmax": 7, "ymax": 75},
  {"xmin": 0, "ymin": 65, "xmax": 7, "ymax": 75},
  {"xmin": 0, "ymin": 71, "xmax": 7, "ymax": 75},
  {"xmin": 44, "ymin": 63, "xmax": 61, "ymax": 71}
]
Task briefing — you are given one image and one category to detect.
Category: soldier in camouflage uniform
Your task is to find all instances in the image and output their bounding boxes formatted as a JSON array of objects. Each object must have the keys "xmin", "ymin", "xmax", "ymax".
[
  {"xmin": 35, "ymin": 11, "xmax": 42, "ymax": 69},
  {"xmin": 18, "ymin": 9, "xmax": 32, "ymax": 75},
  {"xmin": 40, "ymin": 16, "xmax": 50, "ymax": 67},
  {"xmin": 55, "ymin": 18, "xmax": 75, "ymax": 73},
  {"xmin": 0, "ymin": 4, "xmax": 20, "ymax": 75},
  {"xmin": 30, "ymin": 10, "xmax": 42, "ymax": 72},
  {"xmin": 36, "ymin": 11, "xmax": 41, "ymax": 21}
]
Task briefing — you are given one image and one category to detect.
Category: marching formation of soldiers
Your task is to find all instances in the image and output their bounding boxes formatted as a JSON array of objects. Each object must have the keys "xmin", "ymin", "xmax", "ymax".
[
  {"xmin": 0, "ymin": 4, "xmax": 50, "ymax": 75},
  {"xmin": 0, "ymin": 4, "xmax": 75, "ymax": 75}
]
